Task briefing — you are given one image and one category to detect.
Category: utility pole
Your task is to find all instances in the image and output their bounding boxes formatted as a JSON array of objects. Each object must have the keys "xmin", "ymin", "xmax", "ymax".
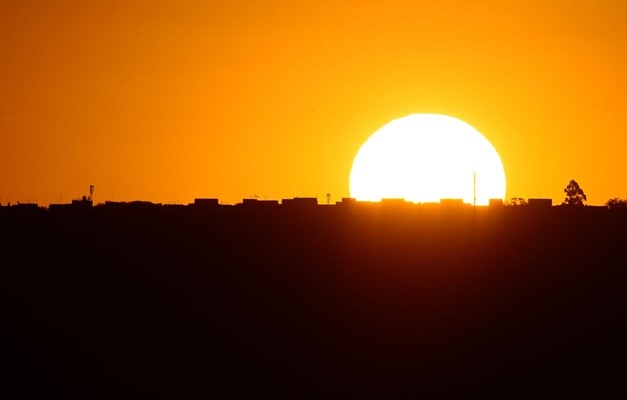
[{"xmin": 473, "ymin": 172, "xmax": 477, "ymax": 206}]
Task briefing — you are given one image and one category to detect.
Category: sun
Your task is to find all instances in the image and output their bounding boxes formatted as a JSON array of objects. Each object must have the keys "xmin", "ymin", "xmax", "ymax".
[{"xmin": 349, "ymin": 114, "xmax": 506, "ymax": 205}]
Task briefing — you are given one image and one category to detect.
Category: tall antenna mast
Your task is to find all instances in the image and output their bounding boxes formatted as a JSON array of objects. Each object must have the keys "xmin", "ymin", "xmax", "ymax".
[{"xmin": 473, "ymin": 172, "xmax": 477, "ymax": 206}]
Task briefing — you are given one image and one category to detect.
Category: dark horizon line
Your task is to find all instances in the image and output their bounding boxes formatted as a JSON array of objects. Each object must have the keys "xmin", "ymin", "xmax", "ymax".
[{"xmin": 1, "ymin": 195, "xmax": 615, "ymax": 210}]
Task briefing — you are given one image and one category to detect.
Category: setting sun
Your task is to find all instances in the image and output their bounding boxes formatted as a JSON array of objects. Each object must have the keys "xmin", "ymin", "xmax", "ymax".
[{"xmin": 350, "ymin": 114, "xmax": 506, "ymax": 205}]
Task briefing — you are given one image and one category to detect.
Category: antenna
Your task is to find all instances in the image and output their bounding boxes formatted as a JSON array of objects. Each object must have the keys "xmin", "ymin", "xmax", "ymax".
[
  {"xmin": 89, "ymin": 185, "xmax": 94, "ymax": 202},
  {"xmin": 326, "ymin": 193, "xmax": 331, "ymax": 205},
  {"xmin": 473, "ymin": 172, "xmax": 477, "ymax": 206}
]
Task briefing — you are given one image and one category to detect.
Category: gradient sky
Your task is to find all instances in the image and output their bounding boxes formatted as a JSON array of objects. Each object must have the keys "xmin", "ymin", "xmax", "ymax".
[{"xmin": 1, "ymin": 0, "xmax": 626, "ymax": 206}]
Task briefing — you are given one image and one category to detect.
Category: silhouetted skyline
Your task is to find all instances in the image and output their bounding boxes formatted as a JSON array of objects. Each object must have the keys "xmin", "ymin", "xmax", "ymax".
[{"xmin": 2, "ymin": 194, "xmax": 625, "ymax": 397}]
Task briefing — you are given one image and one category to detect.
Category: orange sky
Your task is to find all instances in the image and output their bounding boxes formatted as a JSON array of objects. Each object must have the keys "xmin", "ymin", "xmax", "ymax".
[{"xmin": 1, "ymin": 0, "xmax": 626, "ymax": 206}]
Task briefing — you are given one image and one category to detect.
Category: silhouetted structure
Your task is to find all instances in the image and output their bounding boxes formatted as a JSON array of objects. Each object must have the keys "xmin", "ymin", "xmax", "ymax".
[
  {"xmin": 13, "ymin": 203, "xmax": 40, "ymax": 210},
  {"xmin": 71, "ymin": 196, "xmax": 93, "ymax": 208},
  {"xmin": 336, "ymin": 197, "xmax": 357, "ymax": 206},
  {"xmin": 190, "ymin": 198, "xmax": 220, "ymax": 208},
  {"xmin": 528, "ymin": 198, "xmax": 552, "ymax": 207},
  {"xmin": 439, "ymin": 198, "xmax": 467, "ymax": 207},
  {"xmin": 239, "ymin": 198, "xmax": 280, "ymax": 208},
  {"xmin": 281, "ymin": 197, "xmax": 318, "ymax": 207},
  {"xmin": 2, "ymin": 193, "xmax": 626, "ymax": 398}
]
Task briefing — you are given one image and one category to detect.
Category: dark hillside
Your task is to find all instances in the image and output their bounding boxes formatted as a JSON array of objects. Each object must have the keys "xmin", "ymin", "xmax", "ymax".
[{"xmin": 2, "ymin": 204, "xmax": 626, "ymax": 398}]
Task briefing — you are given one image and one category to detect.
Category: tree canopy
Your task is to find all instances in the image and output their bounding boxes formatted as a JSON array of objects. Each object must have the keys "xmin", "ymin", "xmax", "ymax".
[
  {"xmin": 606, "ymin": 198, "xmax": 627, "ymax": 209},
  {"xmin": 506, "ymin": 197, "xmax": 527, "ymax": 206},
  {"xmin": 563, "ymin": 180, "xmax": 587, "ymax": 206}
]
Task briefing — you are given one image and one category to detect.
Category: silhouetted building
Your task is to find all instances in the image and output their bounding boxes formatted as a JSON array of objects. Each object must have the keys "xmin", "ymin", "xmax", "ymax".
[
  {"xmin": 489, "ymin": 198, "xmax": 504, "ymax": 206},
  {"xmin": 191, "ymin": 198, "xmax": 219, "ymax": 208},
  {"xmin": 14, "ymin": 203, "xmax": 40, "ymax": 210},
  {"xmin": 101, "ymin": 201, "xmax": 157, "ymax": 210},
  {"xmin": 239, "ymin": 198, "xmax": 279, "ymax": 208},
  {"xmin": 281, "ymin": 197, "xmax": 318, "ymax": 207},
  {"xmin": 49, "ymin": 196, "xmax": 93, "ymax": 212},
  {"xmin": 71, "ymin": 196, "xmax": 93, "ymax": 208},
  {"xmin": 440, "ymin": 198, "xmax": 466, "ymax": 207},
  {"xmin": 336, "ymin": 197, "xmax": 357, "ymax": 206},
  {"xmin": 48, "ymin": 203, "xmax": 73, "ymax": 212},
  {"xmin": 528, "ymin": 198, "xmax": 552, "ymax": 208},
  {"xmin": 4, "ymin": 203, "xmax": 42, "ymax": 215}
]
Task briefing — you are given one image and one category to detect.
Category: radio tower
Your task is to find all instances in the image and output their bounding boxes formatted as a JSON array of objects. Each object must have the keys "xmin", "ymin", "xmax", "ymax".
[{"xmin": 473, "ymin": 172, "xmax": 477, "ymax": 206}]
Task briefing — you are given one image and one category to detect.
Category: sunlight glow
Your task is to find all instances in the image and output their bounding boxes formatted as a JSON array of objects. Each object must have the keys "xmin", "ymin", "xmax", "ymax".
[{"xmin": 349, "ymin": 114, "xmax": 506, "ymax": 205}]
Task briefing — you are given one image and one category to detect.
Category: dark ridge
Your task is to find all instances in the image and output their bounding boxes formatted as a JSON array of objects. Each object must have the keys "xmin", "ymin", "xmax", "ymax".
[{"xmin": 1, "ymin": 202, "xmax": 626, "ymax": 398}]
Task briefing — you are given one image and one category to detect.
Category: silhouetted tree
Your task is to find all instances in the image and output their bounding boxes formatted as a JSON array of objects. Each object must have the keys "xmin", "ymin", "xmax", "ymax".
[
  {"xmin": 606, "ymin": 198, "xmax": 627, "ymax": 209},
  {"xmin": 563, "ymin": 180, "xmax": 587, "ymax": 206},
  {"xmin": 506, "ymin": 197, "xmax": 527, "ymax": 206}
]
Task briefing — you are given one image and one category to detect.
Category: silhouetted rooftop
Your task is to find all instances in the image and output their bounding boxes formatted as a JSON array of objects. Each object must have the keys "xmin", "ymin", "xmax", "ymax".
[
  {"xmin": 281, "ymin": 197, "xmax": 318, "ymax": 206},
  {"xmin": 528, "ymin": 198, "xmax": 552, "ymax": 207}
]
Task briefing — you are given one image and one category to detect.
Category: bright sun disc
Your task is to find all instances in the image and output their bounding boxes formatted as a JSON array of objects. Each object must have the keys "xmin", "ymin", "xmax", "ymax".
[{"xmin": 349, "ymin": 114, "xmax": 506, "ymax": 205}]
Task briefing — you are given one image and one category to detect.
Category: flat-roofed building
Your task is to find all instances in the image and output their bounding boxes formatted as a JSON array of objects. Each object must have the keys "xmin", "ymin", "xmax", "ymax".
[
  {"xmin": 191, "ymin": 198, "xmax": 219, "ymax": 208},
  {"xmin": 440, "ymin": 198, "xmax": 467, "ymax": 207},
  {"xmin": 489, "ymin": 198, "xmax": 504, "ymax": 206},
  {"xmin": 528, "ymin": 198, "xmax": 552, "ymax": 207},
  {"xmin": 336, "ymin": 197, "xmax": 357, "ymax": 206},
  {"xmin": 240, "ymin": 198, "xmax": 279, "ymax": 207},
  {"xmin": 71, "ymin": 196, "xmax": 93, "ymax": 208},
  {"xmin": 14, "ymin": 203, "xmax": 40, "ymax": 210},
  {"xmin": 281, "ymin": 197, "xmax": 318, "ymax": 207},
  {"xmin": 48, "ymin": 203, "xmax": 73, "ymax": 211}
]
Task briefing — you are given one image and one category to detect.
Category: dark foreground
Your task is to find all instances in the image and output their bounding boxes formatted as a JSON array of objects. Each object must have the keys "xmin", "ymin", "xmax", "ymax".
[{"xmin": 2, "ymin": 203, "xmax": 626, "ymax": 398}]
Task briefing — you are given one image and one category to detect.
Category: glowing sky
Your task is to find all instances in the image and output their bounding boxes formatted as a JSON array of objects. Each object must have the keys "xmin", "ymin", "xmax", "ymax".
[{"xmin": 1, "ymin": 1, "xmax": 626, "ymax": 205}]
